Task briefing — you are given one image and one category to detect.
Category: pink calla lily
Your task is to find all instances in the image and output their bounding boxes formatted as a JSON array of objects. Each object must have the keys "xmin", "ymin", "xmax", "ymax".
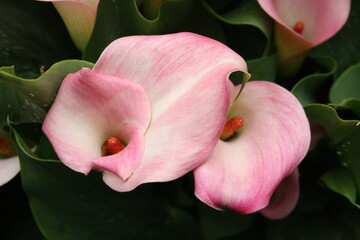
[
  {"xmin": 43, "ymin": 32, "xmax": 250, "ymax": 192},
  {"xmin": 257, "ymin": 0, "xmax": 350, "ymax": 76},
  {"xmin": 38, "ymin": 0, "xmax": 99, "ymax": 52},
  {"xmin": 194, "ymin": 81, "xmax": 310, "ymax": 215}
]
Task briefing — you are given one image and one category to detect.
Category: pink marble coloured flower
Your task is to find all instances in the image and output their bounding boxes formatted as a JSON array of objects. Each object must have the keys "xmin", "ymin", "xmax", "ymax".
[
  {"xmin": 257, "ymin": 0, "xmax": 351, "ymax": 76},
  {"xmin": 42, "ymin": 32, "xmax": 250, "ymax": 192},
  {"xmin": 0, "ymin": 129, "xmax": 20, "ymax": 186},
  {"xmin": 38, "ymin": 0, "xmax": 99, "ymax": 52},
  {"xmin": 194, "ymin": 81, "xmax": 310, "ymax": 218}
]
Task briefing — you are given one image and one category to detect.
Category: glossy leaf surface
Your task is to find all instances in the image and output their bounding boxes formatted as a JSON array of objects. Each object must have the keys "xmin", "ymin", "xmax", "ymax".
[
  {"xmin": 305, "ymin": 104, "xmax": 360, "ymax": 205},
  {"xmin": 10, "ymin": 125, "xmax": 200, "ymax": 240}
]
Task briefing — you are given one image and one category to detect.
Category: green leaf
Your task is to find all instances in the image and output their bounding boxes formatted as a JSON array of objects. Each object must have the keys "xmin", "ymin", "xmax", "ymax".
[
  {"xmin": 0, "ymin": 66, "xmax": 15, "ymax": 75},
  {"xmin": 197, "ymin": 203, "xmax": 256, "ymax": 240},
  {"xmin": 0, "ymin": 60, "xmax": 93, "ymax": 127},
  {"xmin": 247, "ymin": 55, "xmax": 277, "ymax": 82},
  {"xmin": 291, "ymin": 56, "xmax": 337, "ymax": 106},
  {"xmin": 10, "ymin": 125, "xmax": 200, "ymax": 240},
  {"xmin": 262, "ymin": 149, "xmax": 360, "ymax": 240},
  {"xmin": 202, "ymin": 0, "xmax": 272, "ymax": 39},
  {"xmin": 305, "ymin": 104, "xmax": 360, "ymax": 203},
  {"xmin": 201, "ymin": 0, "xmax": 273, "ymax": 59},
  {"xmin": 0, "ymin": 176, "xmax": 45, "ymax": 240},
  {"xmin": 0, "ymin": 60, "xmax": 93, "ymax": 108},
  {"xmin": 332, "ymin": 99, "xmax": 360, "ymax": 119},
  {"xmin": 0, "ymin": 81, "xmax": 46, "ymax": 127},
  {"xmin": 265, "ymin": 199, "xmax": 360, "ymax": 240},
  {"xmin": 311, "ymin": 1, "xmax": 360, "ymax": 75},
  {"xmin": 330, "ymin": 62, "xmax": 360, "ymax": 104},
  {"xmin": 37, "ymin": 134, "xmax": 60, "ymax": 161},
  {"xmin": 298, "ymin": 139, "xmax": 340, "ymax": 212},
  {"xmin": 327, "ymin": 62, "xmax": 360, "ymax": 119},
  {"xmin": 0, "ymin": 0, "xmax": 92, "ymax": 127},
  {"xmin": 0, "ymin": 0, "xmax": 80, "ymax": 77},
  {"xmin": 84, "ymin": 0, "xmax": 225, "ymax": 61},
  {"xmin": 320, "ymin": 166, "xmax": 359, "ymax": 209}
]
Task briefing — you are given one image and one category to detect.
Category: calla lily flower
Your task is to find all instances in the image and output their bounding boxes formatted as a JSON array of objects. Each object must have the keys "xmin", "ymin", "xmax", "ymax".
[
  {"xmin": 194, "ymin": 81, "xmax": 310, "ymax": 215},
  {"xmin": 43, "ymin": 32, "xmax": 250, "ymax": 192},
  {"xmin": 38, "ymin": 0, "xmax": 99, "ymax": 52},
  {"xmin": 257, "ymin": 0, "xmax": 350, "ymax": 77},
  {"xmin": 0, "ymin": 129, "xmax": 20, "ymax": 186}
]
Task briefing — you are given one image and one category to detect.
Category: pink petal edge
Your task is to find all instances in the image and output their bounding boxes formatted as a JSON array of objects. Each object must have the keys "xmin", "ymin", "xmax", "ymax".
[{"xmin": 260, "ymin": 168, "xmax": 300, "ymax": 219}]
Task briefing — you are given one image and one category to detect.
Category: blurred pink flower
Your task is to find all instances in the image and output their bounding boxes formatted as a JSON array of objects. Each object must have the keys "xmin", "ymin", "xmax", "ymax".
[
  {"xmin": 0, "ymin": 156, "xmax": 20, "ymax": 186},
  {"xmin": 257, "ymin": 0, "xmax": 351, "ymax": 76},
  {"xmin": 0, "ymin": 130, "xmax": 20, "ymax": 186}
]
